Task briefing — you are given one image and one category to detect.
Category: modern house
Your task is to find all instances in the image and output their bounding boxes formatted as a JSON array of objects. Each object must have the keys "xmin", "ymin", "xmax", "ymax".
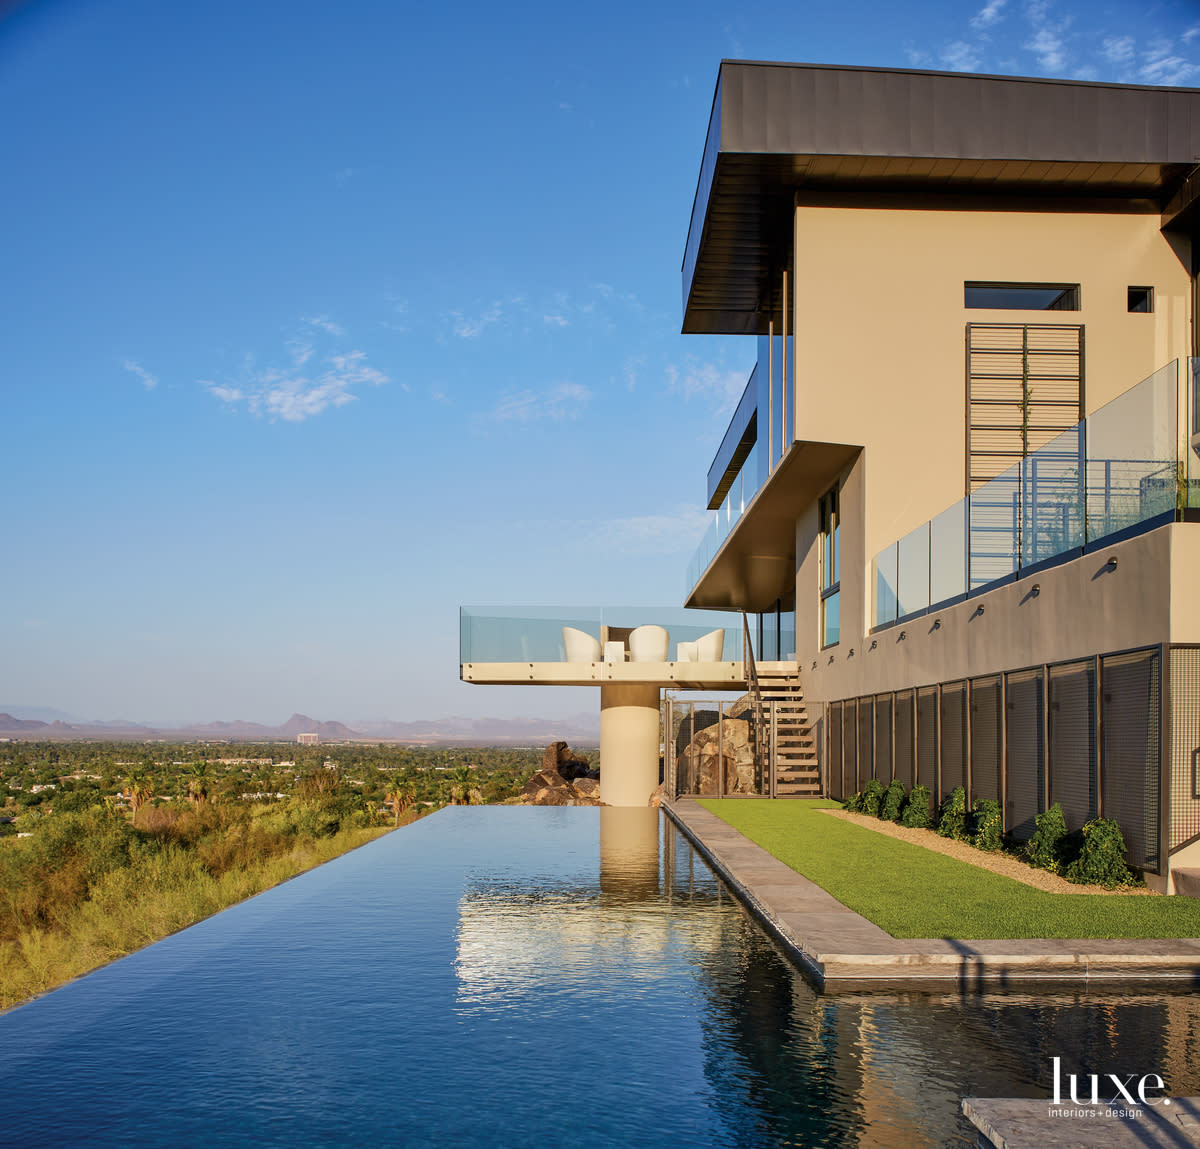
[{"xmin": 680, "ymin": 61, "xmax": 1200, "ymax": 893}]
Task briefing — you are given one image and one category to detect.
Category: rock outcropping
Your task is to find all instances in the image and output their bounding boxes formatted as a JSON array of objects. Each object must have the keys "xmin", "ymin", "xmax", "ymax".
[
  {"xmin": 676, "ymin": 717, "xmax": 757, "ymax": 795},
  {"xmin": 520, "ymin": 741, "xmax": 603, "ymax": 806}
]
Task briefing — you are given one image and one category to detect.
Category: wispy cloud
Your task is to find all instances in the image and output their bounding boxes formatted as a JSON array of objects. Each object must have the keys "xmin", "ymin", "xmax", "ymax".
[
  {"xmin": 488, "ymin": 382, "xmax": 591, "ymax": 423},
  {"xmin": 941, "ymin": 41, "xmax": 983, "ymax": 72},
  {"xmin": 203, "ymin": 320, "xmax": 388, "ymax": 423},
  {"xmin": 970, "ymin": 0, "xmax": 1008, "ymax": 30},
  {"xmin": 543, "ymin": 314, "xmax": 569, "ymax": 327},
  {"xmin": 450, "ymin": 301, "xmax": 504, "ymax": 338},
  {"xmin": 582, "ymin": 505, "xmax": 713, "ymax": 555},
  {"xmin": 123, "ymin": 359, "xmax": 158, "ymax": 389},
  {"xmin": 665, "ymin": 361, "xmax": 748, "ymax": 412},
  {"xmin": 302, "ymin": 315, "xmax": 345, "ymax": 337}
]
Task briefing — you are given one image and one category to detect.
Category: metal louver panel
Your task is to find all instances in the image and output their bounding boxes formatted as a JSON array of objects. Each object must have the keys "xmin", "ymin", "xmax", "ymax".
[
  {"xmin": 829, "ymin": 701, "xmax": 843, "ymax": 800},
  {"xmin": 1169, "ymin": 648, "xmax": 1200, "ymax": 852},
  {"xmin": 970, "ymin": 676, "xmax": 1004, "ymax": 807},
  {"xmin": 917, "ymin": 687, "xmax": 939, "ymax": 798},
  {"xmin": 843, "ymin": 700, "xmax": 858, "ymax": 797},
  {"xmin": 940, "ymin": 682, "xmax": 968, "ymax": 802},
  {"xmin": 858, "ymin": 698, "xmax": 874, "ymax": 790},
  {"xmin": 874, "ymin": 695, "xmax": 893, "ymax": 783},
  {"xmin": 1006, "ymin": 668, "xmax": 1045, "ymax": 841},
  {"xmin": 1048, "ymin": 660, "xmax": 1098, "ymax": 831},
  {"xmin": 1100, "ymin": 650, "xmax": 1161, "ymax": 871},
  {"xmin": 894, "ymin": 690, "xmax": 915, "ymax": 789},
  {"xmin": 967, "ymin": 324, "xmax": 1084, "ymax": 492}
]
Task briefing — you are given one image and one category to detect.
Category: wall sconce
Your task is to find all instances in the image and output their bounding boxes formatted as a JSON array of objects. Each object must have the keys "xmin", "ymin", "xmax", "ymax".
[
  {"xmin": 828, "ymin": 655, "xmax": 835, "ymax": 665},
  {"xmin": 973, "ymin": 605, "xmax": 985, "ymax": 618},
  {"xmin": 869, "ymin": 639, "xmax": 877, "ymax": 650},
  {"xmin": 1031, "ymin": 584, "xmax": 1041, "ymax": 597},
  {"xmin": 812, "ymin": 661, "xmax": 818, "ymax": 670},
  {"xmin": 898, "ymin": 630, "xmax": 906, "ymax": 641},
  {"xmin": 1107, "ymin": 556, "xmax": 1119, "ymax": 570},
  {"xmin": 932, "ymin": 618, "xmax": 942, "ymax": 630},
  {"xmin": 848, "ymin": 648, "xmax": 855, "ymax": 657}
]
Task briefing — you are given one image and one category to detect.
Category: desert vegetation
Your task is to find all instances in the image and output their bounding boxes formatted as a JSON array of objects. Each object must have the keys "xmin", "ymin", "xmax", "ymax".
[{"xmin": 0, "ymin": 740, "xmax": 566, "ymax": 1009}]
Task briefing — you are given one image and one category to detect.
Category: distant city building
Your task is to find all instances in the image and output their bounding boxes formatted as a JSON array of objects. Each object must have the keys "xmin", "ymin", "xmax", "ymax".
[{"xmin": 297, "ymin": 732, "xmax": 319, "ymax": 745}]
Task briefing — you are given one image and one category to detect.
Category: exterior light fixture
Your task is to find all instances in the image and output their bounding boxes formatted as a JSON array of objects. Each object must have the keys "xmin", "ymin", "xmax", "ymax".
[
  {"xmin": 1107, "ymin": 556, "xmax": 1119, "ymax": 569},
  {"xmin": 870, "ymin": 639, "xmax": 877, "ymax": 650},
  {"xmin": 1031, "ymin": 584, "xmax": 1041, "ymax": 597},
  {"xmin": 898, "ymin": 630, "xmax": 906, "ymax": 640},
  {"xmin": 933, "ymin": 619, "xmax": 942, "ymax": 630},
  {"xmin": 848, "ymin": 648, "xmax": 855, "ymax": 657}
]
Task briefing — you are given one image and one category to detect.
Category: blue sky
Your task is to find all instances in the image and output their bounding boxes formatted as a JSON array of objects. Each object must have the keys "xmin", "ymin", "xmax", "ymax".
[{"xmin": 3, "ymin": 0, "xmax": 1198, "ymax": 725}]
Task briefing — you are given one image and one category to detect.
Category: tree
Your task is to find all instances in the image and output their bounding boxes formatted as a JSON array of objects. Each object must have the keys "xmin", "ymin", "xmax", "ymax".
[
  {"xmin": 125, "ymin": 773, "xmax": 153, "ymax": 827},
  {"xmin": 187, "ymin": 761, "xmax": 210, "ymax": 805},
  {"xmin": 449, "ymin": 765, "xmax": 473, "ymax": 805},
  {"xmin": 385, "ymin": 777, "xmax": 415, "ymax": 827}
]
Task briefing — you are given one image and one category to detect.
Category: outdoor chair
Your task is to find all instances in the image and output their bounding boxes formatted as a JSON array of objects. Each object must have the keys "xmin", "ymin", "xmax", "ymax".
[
  {"xmin": 628, "ymin": 625, "xmax": 669, "ymax": 662},
  {"xmin": 562, "ymin": 626, "xmax": 601, "ymax": 662}
]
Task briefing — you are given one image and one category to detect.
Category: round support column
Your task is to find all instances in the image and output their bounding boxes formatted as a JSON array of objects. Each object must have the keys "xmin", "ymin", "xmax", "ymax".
[{"xmin": 599, "ymin": 684, "xmax": 661, "ymax": 807}]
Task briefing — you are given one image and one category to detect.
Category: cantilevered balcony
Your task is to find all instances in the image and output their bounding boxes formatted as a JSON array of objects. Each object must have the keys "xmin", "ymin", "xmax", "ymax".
[
  {"xmin": 870, "ymin": 359, "xmax": 1200, "ymax": 628},
  {"xmin": 459, "ymin": 606, "xmax": 757, "ymax": 689}
]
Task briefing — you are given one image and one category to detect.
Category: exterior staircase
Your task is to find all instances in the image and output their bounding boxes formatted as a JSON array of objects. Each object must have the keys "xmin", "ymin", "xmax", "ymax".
[{"xmin": 754, "ymin": 670, "xmax": 822, "ymax": 797}]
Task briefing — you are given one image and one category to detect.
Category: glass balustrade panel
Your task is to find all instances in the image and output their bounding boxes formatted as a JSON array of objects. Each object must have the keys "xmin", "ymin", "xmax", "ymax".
[
  {"xmin": 896, "ymin": 523, "xmax": 931, "ymax": 618},
  {"xmin": 1021, "ymin": 425, "xmax": 1085, "ymax": 567},
  {"xmin": 969, "ymin": 462, "xmax": 1021, "ymax": 591},
  {"xmin": 873, "ymin": 542, "xmax": 898, "ymax": 627},
  {"xmin": 929, "ymin": 499, "xmax": 968, "ymax": 605}
]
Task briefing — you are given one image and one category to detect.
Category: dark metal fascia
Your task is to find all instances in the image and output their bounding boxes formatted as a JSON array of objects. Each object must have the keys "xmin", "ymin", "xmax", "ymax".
[{"xmin": 706, "ymin": 365, "xmax": 759, "ymax": 509}]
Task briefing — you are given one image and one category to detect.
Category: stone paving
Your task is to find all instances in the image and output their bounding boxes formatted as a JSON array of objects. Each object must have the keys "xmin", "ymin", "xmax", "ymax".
[
  {"xmin": 963, "ymin": 1096, "xmax": 1200, "ymax": 1148},
  {"xmin": 664, "ymin": 798, "xmax": 1200, "ymax": 990}
]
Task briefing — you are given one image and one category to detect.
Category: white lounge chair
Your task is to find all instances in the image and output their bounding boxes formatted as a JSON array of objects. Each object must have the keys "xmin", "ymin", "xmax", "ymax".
[
  {"xmin": 675, "ymin": 641, "xmax": 697, "ymax": 662},
  {"xmin": 694, "ymin": 628, "xmax": 725, "ymax": 661},
  {"xmin": 562, "ymin": 626, "xmax": 601, "ymax": 662},
  {"xmin": 628, "ymin": 625, "xmax": 669, "ymax": 662}
]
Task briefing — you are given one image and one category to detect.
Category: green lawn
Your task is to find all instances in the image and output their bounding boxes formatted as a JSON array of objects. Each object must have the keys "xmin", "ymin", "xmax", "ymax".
[{"xmin": 697, "ymin": 798, "xmax": 1200, "ymax": 940}]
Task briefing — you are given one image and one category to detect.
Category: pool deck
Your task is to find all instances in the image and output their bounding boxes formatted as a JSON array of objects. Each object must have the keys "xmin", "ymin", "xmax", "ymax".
[
  {"xmin": 962, "ymin": 1096, "xmax": 1200, "ymax": 1148},
  {"xmin": 663, "ymin": 798, "xmax": 1200, "ymax": 991}
]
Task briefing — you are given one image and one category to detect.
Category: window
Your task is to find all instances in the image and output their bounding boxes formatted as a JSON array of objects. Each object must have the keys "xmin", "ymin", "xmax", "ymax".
[
  {"xmin": 1128, "ymin": 286, "xmax": 1154, "ymax": 313},
  {"xmin": 964, "ymin": 282, "xmax": 1080, "ymax": 311},
  {"xmin": 819, "ymin": 486, "xmax": 840, "ymax": 648}
]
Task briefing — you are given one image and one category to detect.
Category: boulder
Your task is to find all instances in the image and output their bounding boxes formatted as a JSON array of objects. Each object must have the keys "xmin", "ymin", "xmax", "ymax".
[
  {"xmin": 572, "ymin": 777, "xmax": 599, "ymax": 798},
  {"xmin": 544, "ymin": 740, "xmax": 594, "ymax": 782},
  {"xmin": 677, "ymin": 717, "xmax": 758, "ymax": 795}
]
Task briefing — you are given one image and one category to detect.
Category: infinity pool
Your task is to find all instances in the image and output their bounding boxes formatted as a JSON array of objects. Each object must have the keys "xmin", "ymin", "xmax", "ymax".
[{"xmin": 1, "ymin": 807, "xmax": 1197, "ymax": 1147}]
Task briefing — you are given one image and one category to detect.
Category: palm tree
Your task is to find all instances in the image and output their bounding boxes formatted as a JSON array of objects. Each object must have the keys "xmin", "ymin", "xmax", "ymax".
[
  {"xmin": 187, "ymin": 761, "xmax": 210, "ymax": 805},
  {"xmin": 385, "ymin": 777, "xmax": 415, "ymax": 827},
  {"xmin": 125, "ymin": 773, "xmax": 153, "ymax": 827},
  {"xmin": 449, "ymin": 764, "xmax": 474, "ymax": 805}
]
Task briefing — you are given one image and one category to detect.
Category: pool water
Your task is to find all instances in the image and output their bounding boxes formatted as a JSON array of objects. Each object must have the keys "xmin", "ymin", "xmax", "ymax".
[{"xmin": 1, "ymin": 807, "xmax": 1197, "ymax": 1147}]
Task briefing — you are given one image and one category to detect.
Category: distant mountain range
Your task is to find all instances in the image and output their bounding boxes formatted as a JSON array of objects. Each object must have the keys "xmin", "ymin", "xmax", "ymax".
[{"xmin": 0, "ymin": 709, "xmax": 601, "ymax": 745}]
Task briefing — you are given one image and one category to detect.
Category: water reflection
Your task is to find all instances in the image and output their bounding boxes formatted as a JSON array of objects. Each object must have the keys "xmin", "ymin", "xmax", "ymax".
[
  {"xmin": 454, "ymin": 810, "xmax": 1200, "ymax": 1148},
  {"xmin": 0, "ymin": 807, "xmax": 1196, "ymax": 1148}
]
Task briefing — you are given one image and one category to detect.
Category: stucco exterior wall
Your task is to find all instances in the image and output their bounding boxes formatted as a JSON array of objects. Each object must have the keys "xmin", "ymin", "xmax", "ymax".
[{"xmin": 789, "ymin": 203, "xmax": 1193, "ymax": 676}]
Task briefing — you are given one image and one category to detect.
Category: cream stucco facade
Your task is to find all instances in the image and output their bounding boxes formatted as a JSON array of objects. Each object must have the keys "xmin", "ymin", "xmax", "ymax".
[{"xmin": 682, "ymin": 61, "xmax": 1200, "ymax": 891}]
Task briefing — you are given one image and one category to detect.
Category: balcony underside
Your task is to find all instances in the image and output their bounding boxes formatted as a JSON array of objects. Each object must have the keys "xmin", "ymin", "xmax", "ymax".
[{"xmin": 686, "ymin": 439, "xmax": 859, "ymax": 612}]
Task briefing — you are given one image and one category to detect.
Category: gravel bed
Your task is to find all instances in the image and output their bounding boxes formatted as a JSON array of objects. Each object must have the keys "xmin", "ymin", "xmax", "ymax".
[{"xmin": 820, "ymin": 808, "xmax": 1154, "ymax": 895}]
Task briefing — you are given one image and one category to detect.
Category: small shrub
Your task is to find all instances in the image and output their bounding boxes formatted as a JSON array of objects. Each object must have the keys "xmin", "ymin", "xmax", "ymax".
[
  {"xmin": 1064, "ymin": 818, "xmax": 1132, "ymax": 888},
  {"xmin": 860, "ymin": 779, "xmax": 885, "ymax": 818},
  {"xmin": 937, "ymin": 786, "xmax": 968, "ymax": 840},
  {"xmin": 843, "ymin": 791, "xmax": 864, "ymax": 813},
  {"xmin": 880, "ymin": 779, "xmax": 905, "ymax": 822},
  {"xmin": 970, "ymin": 799, "xmax": 1003, "ymax": 852},
  {"xmin": 900, "ymin": 784, "xmax": 932, "ymax": 828},
  {"xmin": 1026, "ymin": 803, "xmax": 1068, "ymax": 872}
]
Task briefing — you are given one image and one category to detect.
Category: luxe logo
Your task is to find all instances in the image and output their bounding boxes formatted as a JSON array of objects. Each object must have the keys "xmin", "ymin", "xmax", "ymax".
[{"xmin": 1050, "ymin": 1057, "xmax": 1170, "ymax": 1108}]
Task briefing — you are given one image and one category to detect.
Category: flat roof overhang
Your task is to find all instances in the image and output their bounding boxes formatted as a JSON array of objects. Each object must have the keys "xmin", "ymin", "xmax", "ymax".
[
  {"xmin": 683, "ymin": 62, "xmax": 1200, "ymax": 335},
  {"xmin": 686, "ymin": 439, "xmax": 860, "ymax": 611}
]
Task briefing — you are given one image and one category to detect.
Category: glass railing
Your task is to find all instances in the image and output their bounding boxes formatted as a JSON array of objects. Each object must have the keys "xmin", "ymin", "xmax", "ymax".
[
  {"xmin": 685, "ymin": 444, "xmax": 761, "ymax": 594},
  {"xmin": 1189, "ymin": 357, "xmax": 1200, "ymax": 510},
  {"xmin": 872, "ymin": 361, "xmax": 1186, "ymax": 627},
  {"xmin": 460, "ymin": 607, "xmax": 746, "ymax": 664}
]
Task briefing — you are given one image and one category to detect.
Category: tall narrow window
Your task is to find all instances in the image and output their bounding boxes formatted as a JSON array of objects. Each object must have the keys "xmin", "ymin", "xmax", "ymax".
[{"xmin": 819, "ymin": 486, "xmax": 840, "ymax": 648}]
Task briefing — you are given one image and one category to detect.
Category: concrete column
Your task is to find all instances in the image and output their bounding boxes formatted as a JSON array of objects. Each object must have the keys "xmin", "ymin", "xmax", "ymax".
[
  {"xmin": 599, "ymin": 684, "xmax": 661, "ymax": 806},
  {"xmin": 599, "ymin": 807, "xmax": 661, "ymax": 900}
]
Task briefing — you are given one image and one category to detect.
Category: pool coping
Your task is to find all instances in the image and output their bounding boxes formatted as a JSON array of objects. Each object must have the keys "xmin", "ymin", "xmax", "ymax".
[
  {"xmin": 962, "ymin": 1096, "xmax": 1200, "ymax": 1148},
  {"xmin": 662, "ymin": 798, "xmax": 1200, "ymax": 991}
]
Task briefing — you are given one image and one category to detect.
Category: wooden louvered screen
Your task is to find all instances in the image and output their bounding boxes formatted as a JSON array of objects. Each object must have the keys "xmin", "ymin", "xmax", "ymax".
[{"xmin": 966, "ymin": 324, "xmax": 1084, "ymax": 492}]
